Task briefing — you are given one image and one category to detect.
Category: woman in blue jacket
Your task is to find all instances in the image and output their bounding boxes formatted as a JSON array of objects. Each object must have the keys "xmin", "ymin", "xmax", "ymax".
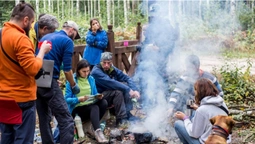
[
  {"xmin": 65, "ymin": 59, "xmax": 108, "ymax": 143},
  {"xmin": 83, "ymin": 18, "xmax": 108, "ymax": 69}
]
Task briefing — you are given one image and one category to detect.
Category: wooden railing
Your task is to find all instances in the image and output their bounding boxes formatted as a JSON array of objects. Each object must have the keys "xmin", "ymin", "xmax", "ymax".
[{"xmin": 72, "ymin": 22, "xmax": 142, "ymax": 76}]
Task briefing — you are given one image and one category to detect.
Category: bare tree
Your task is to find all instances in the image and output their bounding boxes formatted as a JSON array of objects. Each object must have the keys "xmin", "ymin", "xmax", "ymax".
[
  {"xmin": 107, "ymin": 0, "xmax": 111, "ymax": 25},
  {"xmin": 98, "ymin": 0, "xmax": 101, "ymax": 20},
  {"xmin": 36, "ymin": 0, "xmax": 39, "ymax": 18},
  {"xmin": 87, "ymin": 0, "xmax": 90, "ymax": 19},
  {"xmin": 112, "ymin": 0, "xmax": 115, "ymax": 27},
  {"xmin": 77, "ymin": 0, "xmax": 80, "ymax": 16},
  {"xmin": 94, "ymin": 0, "xmax": 96, "ymax": 17},
  {"xmin": 123, "ymin": 0, "xmax": 128, "ymax": 25},
  {"xmin": 48, "ymin": 0, "xmax": 51, "ymax": 13},
  {"xmin": 15, "ymin": 0, "xmax": 19, "ymax": 5},
  {"xmin": 90, "ymin": 0, "xmax": 93, "ymax": 18},
  {"xmin": 62, "ymin": 0, "xmax": 64, "ymax": 19},
  {"xmin": 57, "ymin": 0, "xmax": 59, "ymax": 19},
  {"xmin": 44, "ymin": 0, "xmax": 46, "ymax": 13}
]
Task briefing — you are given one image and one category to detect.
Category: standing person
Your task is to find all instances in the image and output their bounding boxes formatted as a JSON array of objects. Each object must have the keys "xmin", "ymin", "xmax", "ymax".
[
  {"xmin": 29, "ymin": 14, "xmax": 59, "ymax": 49},
  {"xmin": 83, "ymin": 18, "xmax": 108, "ymax": 69},
  {"xmin": 65, "ymin": 59, "xmax": 108, "ymax": 143},
  {"xmin": 0, "ymin": 2, "xmax": 51, "ymax": 143},
  {"xmin": 36, "ymin": 21, "xmax": 81, "ymax": 144},
  {"xmin": 91, "ymin": 52, "xmax": 140, "ymax": 126},
  {"xmin": 173, "ymin": 78, "xmax": 230, "ymax": 144}
]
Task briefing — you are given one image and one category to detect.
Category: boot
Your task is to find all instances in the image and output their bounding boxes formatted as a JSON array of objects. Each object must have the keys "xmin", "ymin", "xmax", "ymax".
[
  {"xmin": 94, "ymin": 129, "xmax": 108, "ymax": 143},
  {"xmin": 82, "ymin": 121, "xmax": 94, "ymax": 138}
]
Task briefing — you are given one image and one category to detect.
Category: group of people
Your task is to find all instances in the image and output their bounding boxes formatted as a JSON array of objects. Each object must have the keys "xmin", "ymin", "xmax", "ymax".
[
  {"xmin": 0, "ymin": 1, "xmax": 230, "ymax": 144},
  {"xmin": 0, "ymin": 2, "xmax": 140, "ymax": 144}
]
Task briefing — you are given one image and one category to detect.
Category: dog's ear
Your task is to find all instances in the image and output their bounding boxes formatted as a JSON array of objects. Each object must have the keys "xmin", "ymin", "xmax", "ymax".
[
  {"xmin": 210, "ymin": 116, "xmax": 217, "ymax": 125},
  {"xmin": 226, "ymin": 116, "xmax": 236, "ymax": 134}
]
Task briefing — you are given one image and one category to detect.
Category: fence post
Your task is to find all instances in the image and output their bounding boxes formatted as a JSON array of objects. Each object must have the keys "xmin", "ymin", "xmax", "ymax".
[
  {"xmin": 136, "ymin": 22, "xmax": 142, "ymax": 42},
  {"xmin": 106, "ymin": 25, "xmax": 116, "ymax": 66}
]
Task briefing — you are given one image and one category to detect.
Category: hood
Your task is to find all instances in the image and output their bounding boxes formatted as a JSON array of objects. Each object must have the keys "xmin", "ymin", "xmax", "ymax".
[{"xmin": 200, "ymin": 96, "xmax": 224, "ymax": 107}]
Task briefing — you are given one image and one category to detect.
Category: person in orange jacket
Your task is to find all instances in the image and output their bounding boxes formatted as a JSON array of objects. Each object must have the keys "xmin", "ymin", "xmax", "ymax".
[{"xmin": 0, "ymin": 2, "xmax": 51, "ymax": 144}]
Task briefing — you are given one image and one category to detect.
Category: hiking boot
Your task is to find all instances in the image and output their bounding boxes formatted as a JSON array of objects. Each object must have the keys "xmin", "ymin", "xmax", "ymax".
[{"xmin": 94, "ymin": 129, "xmax": 108, "ymax": 143}]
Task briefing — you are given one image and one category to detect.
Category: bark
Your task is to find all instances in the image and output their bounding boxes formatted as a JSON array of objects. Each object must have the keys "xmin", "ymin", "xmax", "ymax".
[
  {"xmin": 124, "ymin": 0, "xmax": 128, "ymax": 25},
  {"xmin": 90, "ymin": 0, "xmax": 93, "ymax": 18},
  {"xmin": 71, "ymin": 0, "xmax": 74, "ymax": 19},
  {"xmin": 77, "ymin": 0, "xmax": 79, "ymax": 16},
  {"xmin": 62, "ymin": 0, "xmax": 64, "ymax": 19},
  {"xmin": 94, "ymin": 0, "xmax": 96, "ymax": 17},
  {"xmin": 36, "ymin": 0, "xmax": 39, "ymax": 17},
  {"xmin": 48, "ymin": 0, "xmax": 51, "ymax": 13},
  {"xmin": 44, "ymin": 0, "xmax": 46, "ymax": 13},
  {"xmin": 98, "ymin": 0, "xmax": 101, "ymax": 20},
  {"xmin": 107, "ymin": 0, "xmax": 111, "ymax": 25},
  {"xmin": 87, "ymin": 0, "xmax": 90, "ymax": 19},
  {"xmin": 57, "ymin": 0, "xmax": 59, "ymax": 19},
  {"xmin": 112, "ymin": 0, "xmax": 115, "ymax": 27},
  {"xmin": 15, "ymin": 0, "xmax": 19, "ymax": 6}
]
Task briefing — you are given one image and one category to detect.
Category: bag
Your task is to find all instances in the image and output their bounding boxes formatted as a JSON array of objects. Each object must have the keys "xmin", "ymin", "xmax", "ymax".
[{"xmin": 0, "ymin": 29, "xmax": 53, "ymax": 87}]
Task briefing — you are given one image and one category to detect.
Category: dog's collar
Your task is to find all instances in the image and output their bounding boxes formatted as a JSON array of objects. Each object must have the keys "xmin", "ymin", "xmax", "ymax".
[
  {"xmin": 213, "ymin": 125, "xmax": 229, "ymax": 135},
  {"xmin": 212, "ymin": 125, "xmax": 229, "ymax": 140}
]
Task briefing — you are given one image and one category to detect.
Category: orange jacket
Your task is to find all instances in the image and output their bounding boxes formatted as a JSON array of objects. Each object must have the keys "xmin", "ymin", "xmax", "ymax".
[{"xmin": 0, "ymin": 22, "xmax": 43, "ymax": 102}]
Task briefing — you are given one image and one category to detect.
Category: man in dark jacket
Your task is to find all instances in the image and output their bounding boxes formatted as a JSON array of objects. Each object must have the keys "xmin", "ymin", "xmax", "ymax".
[
  {"xmin": 91, "ymin": 52, "xmax": 140, "ymax": 126},
  {"xmin": 167, "ymin": 55, "xmax": 223, "ymax": 115}
]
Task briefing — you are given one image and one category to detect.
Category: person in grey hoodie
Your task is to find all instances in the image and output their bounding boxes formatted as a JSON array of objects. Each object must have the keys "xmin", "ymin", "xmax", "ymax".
[{"xmin": 173, "ymin": 78, "xmax": 229, "ymax": 144}]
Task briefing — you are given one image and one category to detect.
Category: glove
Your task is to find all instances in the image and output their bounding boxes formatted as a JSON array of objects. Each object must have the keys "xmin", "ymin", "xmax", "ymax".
[{"xmin": 72, "ymin": 83, "xmax": 80, "ymax": 94}]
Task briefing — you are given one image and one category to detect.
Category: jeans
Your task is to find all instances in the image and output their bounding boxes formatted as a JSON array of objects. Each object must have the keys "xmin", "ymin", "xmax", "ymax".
[
  {"xmin": 174, "ymin": 120, "xmax": 201, "ymax": 144},
  {"xmin": 36, "ymin": 79, "xmax": 74, "ymax": 144},
  {"xmin": 1, "ymin": 101, "xmax": 36, "ymax": 144}
]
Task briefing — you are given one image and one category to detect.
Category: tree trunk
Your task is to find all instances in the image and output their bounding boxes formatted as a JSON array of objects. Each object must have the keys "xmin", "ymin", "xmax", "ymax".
[
  {"xmin": 107, "ymin": 0, "xmax": 111, "ymax": 25},
  {"xmin": 36, "ymin": 0, "xmax": 39, "ymax": 18},
  {"xmin": 124, "ymin": 0, "xmax": 128, "ymax": 25},
  {"xmin": 57, "ymin": 0, "xmax": 59, "ymax": 19},
  {"xmin": 44, "ymin": 0, "xmax": 46, "ymax": 13},
  {"xmin": 71, "ymin": 0, "xmax": 73, "ymax": 19},
  {"xmin": 87, "ymin": 0, "xmax": 90, "ymax": 19},
  {"xmin": 231, "ymin": 0, "xmax": 235, "ymax": 15},
  {"xmin": 62, "ymin": 0, "xmax": 64, "ymax": 19},
  {"xmin": 84, "ymin": 2, "xmax": 87, "ymax": 21},
  {"xmin": 48, "ymin": 0, "xmax": 51, "ymax": 13},
  {"xmin": 178, "ymin": 0, "xmax": 182, "ymax": 16},
  {"xmin": 77, "ymin": 0, "xmax": 79, "ymax": 16},
  {"xmin": 112, "ymin": 0, "xmax": 115, "ymax": 27},
  {"xmin": 118, "ymin": 0, "xmax": 120, "ymax": 26},
  {"xmin": 94, "ymin": 0, "xmax": 96, "ymax": 17},
  {"xmin": 90, "ymin": 0, "xmax": 93, "ymax": 18},
  {"xmin": 207, "ymin": 0, "xmax": 210, "ymax": 11},
  {"xmin": 98, "ymin": 0, "xmax": 101, "ymax": 20},
  {"xmin": 15, "ymin": 0, "xmax": 19, "ymax": 5}
]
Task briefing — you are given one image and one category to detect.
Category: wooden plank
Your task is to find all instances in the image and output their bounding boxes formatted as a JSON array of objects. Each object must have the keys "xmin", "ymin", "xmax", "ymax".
[
  {"xmin": 114, "ymin": 40, "xmax": 139, "ymax": 47},
  {"xmin": 115, "ymin": 46, "xmax": 137, "ymax": 54},
  {"xmin": 117, "ymin": 53, "xmax": 123, "ymax": 71},
  {"xmin": 128, "ymin": 51, "xmax": 139, "ymax": 77},
  {"xmin": 122, "ymin": 53, "xmax": 131, "ymax": 72}
]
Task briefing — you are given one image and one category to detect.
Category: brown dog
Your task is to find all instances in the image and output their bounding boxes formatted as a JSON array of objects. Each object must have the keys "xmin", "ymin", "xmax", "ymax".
[{"xmin": 205, "ymin": 115, "xmax": 235, "ymax": 144}]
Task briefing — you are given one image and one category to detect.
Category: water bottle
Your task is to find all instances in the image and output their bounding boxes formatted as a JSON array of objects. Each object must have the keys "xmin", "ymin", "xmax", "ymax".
[{"xmin": 74, "ymin": 114, "xmax": 84, "ymax": 138}]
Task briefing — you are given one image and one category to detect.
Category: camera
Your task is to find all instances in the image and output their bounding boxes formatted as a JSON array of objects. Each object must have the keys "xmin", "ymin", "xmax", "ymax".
[{"xmin": 186, "ymin": 100, "xmax": 194, "ymax": 109}]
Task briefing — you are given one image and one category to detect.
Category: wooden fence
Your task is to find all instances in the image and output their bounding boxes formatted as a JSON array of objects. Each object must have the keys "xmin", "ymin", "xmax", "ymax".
[{"xmin": 72, "ymin": 22, "xmax": 142, "ymax": 76}]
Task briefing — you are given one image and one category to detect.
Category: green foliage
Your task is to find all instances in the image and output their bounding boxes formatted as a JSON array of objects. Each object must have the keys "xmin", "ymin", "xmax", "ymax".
[
  {"xmin": 213, "ymin": 59, "xmax": 255, "ymax": 106},
  {"xmin": 236, "ymin": 3, "xmax": 255, "ymax": 31}
]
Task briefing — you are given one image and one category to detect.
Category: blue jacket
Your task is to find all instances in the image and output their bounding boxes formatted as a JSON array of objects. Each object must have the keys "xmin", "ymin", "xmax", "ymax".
[
  {"xmin": 65, "ymin": 73, "xmax": 98, "ymax": 113},
  {"xmin": 90, "ymin": 64, "xmax": 138, "ymax": 94},
  {"xmin": 83, "ymin": 30, "xmax": 108, "ymax": 65},
  {"xmin": 36, "ymin": 30, "xmax": 74, "ymax": 79}
]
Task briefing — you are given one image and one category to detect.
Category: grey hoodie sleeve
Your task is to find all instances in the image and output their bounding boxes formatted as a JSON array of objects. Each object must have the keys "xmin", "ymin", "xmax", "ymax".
[{"xmin": 184, "ymin": 110, "xmax": 207, "ymax": 138}]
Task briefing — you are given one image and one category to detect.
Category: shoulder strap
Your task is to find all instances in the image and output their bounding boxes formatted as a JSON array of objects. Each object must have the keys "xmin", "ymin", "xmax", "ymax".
[
  {"xmin": 218, "ymin": 105, "xmax": 229, "ymax": 115},
  {"xmin": 0, "ymin": 29, "xmax": 20, "ymax": 66}
]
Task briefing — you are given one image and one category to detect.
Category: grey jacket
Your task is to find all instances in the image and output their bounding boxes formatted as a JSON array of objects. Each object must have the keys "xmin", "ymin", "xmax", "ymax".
[{"xmin": 183, "ymin": 96, "xmax": 228, "ymax": 143}]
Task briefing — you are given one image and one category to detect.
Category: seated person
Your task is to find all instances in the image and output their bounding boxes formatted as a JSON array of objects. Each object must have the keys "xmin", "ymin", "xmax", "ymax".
[
  {"xmin": 90, "ymin": 52, "xmax": 140, "ymax": 126},
  {"xmin": 173, "ymin": 78, "xmax": 229, "ymax": 144},
  {"xmin": 168, "ymin": 54, "xmax": 223, "ymax": 114},
  {"xmin": 65, "ymin": 59, "xmax": 108, "ymax": 143}
]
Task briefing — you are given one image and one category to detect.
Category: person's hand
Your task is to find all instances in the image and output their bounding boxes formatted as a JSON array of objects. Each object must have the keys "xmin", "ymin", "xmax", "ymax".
[
  {"xmin": 78, "ymin": 96, "xmax": 89, "ymax": 102},
  {"xmin": 92, "ymin": 24, "xmax": 99, "ymax": 33},
  {"xmin": 72, "ymin": 83, "xmax": 80, "ymax": 94},
  {"xmin": 40, "ymin": 40, "xmax": 51, "ymax": 54},
  {"xmin": 133, "ymin": 91, "xmax": 140, "ymax": 99},
  {"xmin": 174, "ymin": 111, "xmax": 186, "ymax": 120},
  {"xmin": 129, "ymin": 89, "xmax": 135, "ymax": 97},
  {"xmin": 191, "ymin": 103, "xmax": 198, "ymax": 110},
  {"xmin": 96, "ymin": 94, "xmax": 104, "ymax": 100},
  {"xmin": 57, "ymin": 80, "xmax": 63, "ymax": 87}
]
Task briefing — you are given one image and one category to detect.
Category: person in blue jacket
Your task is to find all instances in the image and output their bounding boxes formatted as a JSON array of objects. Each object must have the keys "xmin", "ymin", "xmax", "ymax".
[
  {"xmin": 83, "ymin": 18, "xmax": 108, "ymax": 69},
  {"xmin": 36, "ymin": 21, "xmax": 80, "ymax": 144},
  {"xmin": 90, "ymin": 52, "xmax": 140, "ymax": 126},
  {"xmin": 65, "ymin": 59, "xmax": 108, "ymax": 143}
]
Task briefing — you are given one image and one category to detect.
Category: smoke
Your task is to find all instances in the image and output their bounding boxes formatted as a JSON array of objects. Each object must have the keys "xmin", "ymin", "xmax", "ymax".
[{"xmin": 131, "ymin": 0, "xmax": 243, "ymax": 140}]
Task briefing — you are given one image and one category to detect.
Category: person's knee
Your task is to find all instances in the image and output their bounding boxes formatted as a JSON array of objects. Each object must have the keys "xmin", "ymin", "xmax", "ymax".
[
  {"xmin": 101, "ymin": 99, "xmax": 108, "ymax": 108},
  {"xmin": 174, "ymin": 120, "xmax": 184, "ymax": 131}
]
